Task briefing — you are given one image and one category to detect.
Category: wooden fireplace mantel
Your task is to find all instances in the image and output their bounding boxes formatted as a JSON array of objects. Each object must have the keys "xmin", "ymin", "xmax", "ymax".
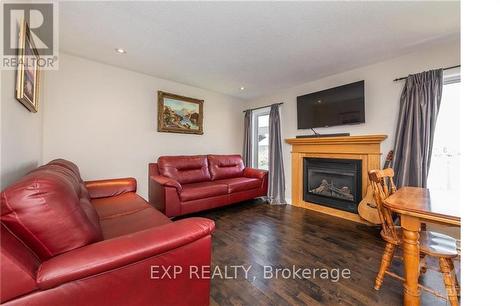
[{"xmin": 285, "ymin": 134, "xmax": 387, "ymax": 224}]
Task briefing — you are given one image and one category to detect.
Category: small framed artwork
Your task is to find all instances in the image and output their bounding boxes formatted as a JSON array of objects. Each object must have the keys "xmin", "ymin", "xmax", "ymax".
[
  {"xmin": 157, "ymin": 91, "xmax": 204, "ymax": 135},
  {"xmin": 16, "ymin": 20, "xmax": 41, "ymax": 113}
]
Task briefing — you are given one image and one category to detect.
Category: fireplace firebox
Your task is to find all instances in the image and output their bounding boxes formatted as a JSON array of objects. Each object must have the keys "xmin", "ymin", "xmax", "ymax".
[{"xmin": 303, "ymin": 158, "xmax": 362, "ymax": 213}]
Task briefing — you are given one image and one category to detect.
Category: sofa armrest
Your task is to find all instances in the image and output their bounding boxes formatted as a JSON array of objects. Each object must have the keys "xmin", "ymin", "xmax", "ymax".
[
  {"xmin": 150, "ymin": 175, "xmax": 182, "ymax": 193},
  {"xmin": 149, "ymin": 175, "xmax": 182, "ymax": 216},
  {"xmin": 243, "ymin": 167, "xmax": 268, "ymax": 179},
  {"xmin": 37, "ymin": 217, "xmax": 215, "ymax": 289},
  {"xmin": 85, "ymin": 177, "xmax": 137, "ymax": 199}
]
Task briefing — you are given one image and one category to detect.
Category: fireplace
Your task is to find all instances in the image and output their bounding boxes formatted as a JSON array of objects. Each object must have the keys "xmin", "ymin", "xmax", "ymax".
[{"xmin": 303, "ymin": 158, "xmax": 362, "ymax": 213}]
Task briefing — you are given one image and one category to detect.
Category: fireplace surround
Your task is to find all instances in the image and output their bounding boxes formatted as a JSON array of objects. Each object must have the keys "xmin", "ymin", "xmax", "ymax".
[{"xmin": 286, "ymin": 134, "xmax": 387, "ymax": 223}]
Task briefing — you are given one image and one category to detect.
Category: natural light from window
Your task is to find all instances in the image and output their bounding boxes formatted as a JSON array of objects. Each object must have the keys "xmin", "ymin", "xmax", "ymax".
[
  {"xmin": 252, "ymin": 109, "xmax": 270, "ymax": 170},
  {"xmin": 427, "ymin": 78, "xmax": 460, "ymax": 194}
]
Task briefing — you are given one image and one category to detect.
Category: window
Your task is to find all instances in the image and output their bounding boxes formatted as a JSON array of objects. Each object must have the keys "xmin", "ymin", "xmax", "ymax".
[
  {"xmin": 252, "ymin": 107, "xmax": 270, "ymax": 170},
  {"xmin": 427, "ymin": 70, "xmax": 460, "ymax": 193}
]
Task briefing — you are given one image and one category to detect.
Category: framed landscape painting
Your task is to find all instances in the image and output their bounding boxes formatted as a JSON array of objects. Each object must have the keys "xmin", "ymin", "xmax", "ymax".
[
  {"xmin": 157, "ymin": 91, "xmax": 204, "ymax": 135},
  {"xmin": 16, "ymin": 21, "xmax": 41, "ymax": 112}
]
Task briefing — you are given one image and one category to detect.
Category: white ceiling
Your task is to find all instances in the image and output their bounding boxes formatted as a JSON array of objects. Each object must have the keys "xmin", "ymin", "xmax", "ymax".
[{"xmin": 59, "ymin": 1, "xmax": 460, "ymax": 100}]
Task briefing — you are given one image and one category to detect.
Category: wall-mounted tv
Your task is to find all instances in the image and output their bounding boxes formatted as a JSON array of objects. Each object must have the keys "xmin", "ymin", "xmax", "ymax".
[{"xmin": 297, "ymin": 80, "xmax": 365, "ymax": 129}]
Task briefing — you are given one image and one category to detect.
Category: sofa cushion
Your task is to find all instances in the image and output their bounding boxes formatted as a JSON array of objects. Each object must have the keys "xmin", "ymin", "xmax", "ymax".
[
  {"xmin": 99, "ymin": 206, "xmax": 171, "ymax": 239},
  {"xmin": 92, "ymin": 190, "xmax": 171, "ymax": 240},
  {"xmin": 43, "ymin": 160, "xmax": 102, "ymax": 233},
  {"xmin": 0, "ymin": 166, "xmax": 103, "ymax": 260},
  {"xmin": 215, "ymin": 177, "xmax": 261, "ymax": 193},
  {"xmin": 180, "ymin": 181, "xmax": 228, "ymax": 202},
  {"xmin": 48, "ymin": 159, "xmax": 83, "ymax": 182},
  {"xmin": 208, "ymin": 154, "xmax": 244, "ymax": 180},
  {"xmin": 79, "ymin": 197, "xmax": 102, "ymax": 234},
  {"xmin": 32, "ymin": 164, "xmax": 82, "ymax": 196},
  {"xmin": 91, "ymin": 192, "xmax": 151, "ymax": 219},
  {"xmin": 158, "ymin": 155, "xmax": 211, "ymax": 184},
  {"xmin": 30, "ymin": 163, "xmax": 102, "ymax": 235}
]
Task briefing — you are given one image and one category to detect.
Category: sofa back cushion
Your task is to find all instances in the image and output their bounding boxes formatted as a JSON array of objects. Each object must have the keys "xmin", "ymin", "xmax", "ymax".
[
  {"xmin": 45, "ymin": 159, "xmax": 101, "ymax": 235},
  {"xmin": 0, "ymin": 164, "xmax": 103, "ymax": 260},
  {"xmin": 208, "ymin": 155, "xmax": 245, "ymax": 180},
  {"xmin": 157, "ymin": 155, "xmax": 211, "ymax": 184},
  {"xmin": 48, "ymin": 159, "xmax": 83, "ymax": 182}
]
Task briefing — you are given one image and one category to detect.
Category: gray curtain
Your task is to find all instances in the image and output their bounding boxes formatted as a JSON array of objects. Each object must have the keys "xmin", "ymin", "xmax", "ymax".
[
  {"xmin": 268, "ymin": 104, "xmax": 286, "ymax": 204},
  {"xmin": 242, "ymin": 110, "xmax": 252, "ymax": 167},
  {"xmin": 393, "ymin": 69, "xmax": 443, "ymax": 188}
]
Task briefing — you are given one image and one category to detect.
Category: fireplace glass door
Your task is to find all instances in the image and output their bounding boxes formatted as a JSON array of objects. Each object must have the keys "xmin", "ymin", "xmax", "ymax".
[{"xmin": 303, "ymin": 158, "xmax": 362, "ymax": 213}]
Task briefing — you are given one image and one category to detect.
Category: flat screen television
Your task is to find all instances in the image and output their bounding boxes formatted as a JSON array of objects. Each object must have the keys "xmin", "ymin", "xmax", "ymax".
[{"xmin": 297, "ymin": 80, "xmax": 365, "ymax": 129}]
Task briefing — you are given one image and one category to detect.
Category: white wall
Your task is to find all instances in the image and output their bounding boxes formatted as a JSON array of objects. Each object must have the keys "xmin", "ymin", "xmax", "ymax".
[
  {"xmin": 1, "ymin": 69, "xmax": 43, "ymax": 190},
  {"xmin": 4, "ymin": 39, "xmax": 460, "ymax": 202},
  {"xmin": 244, "ymin": 39, "xmax": 460, "ymax": 202},
  {"xmin": 42, "ymin": 53, "xmax": 244, "ymax": 197}
]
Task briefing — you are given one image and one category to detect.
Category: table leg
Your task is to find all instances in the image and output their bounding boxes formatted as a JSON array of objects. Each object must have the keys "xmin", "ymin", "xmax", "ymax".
[{"xmin": 401, "ymin": 215, "xmax": 421, "ymax": 306}]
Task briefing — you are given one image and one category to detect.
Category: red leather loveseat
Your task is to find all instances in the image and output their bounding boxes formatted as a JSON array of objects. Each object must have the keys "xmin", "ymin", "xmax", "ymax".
[
  {"xmin": 1, "ymin": 159, "xmax": 214, "ymax": 306},
  {"xmin": 149, "ymin": 154, "xmax": 268, "ymax": 218}
]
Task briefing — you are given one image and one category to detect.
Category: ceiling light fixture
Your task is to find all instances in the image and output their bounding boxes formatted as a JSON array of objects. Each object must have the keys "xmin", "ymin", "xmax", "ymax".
[
  {"xmin": 114, "ymin": 48, "xmax": 126, "ymax": 54},
  {"xmin": 240, "ymin": 86, "xmax": 245, "ymax": 90}
]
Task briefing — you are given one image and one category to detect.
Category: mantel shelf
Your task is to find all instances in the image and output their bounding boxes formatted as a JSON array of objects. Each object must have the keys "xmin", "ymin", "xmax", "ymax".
[{"xmin": 285, "ymin": 134, "xmax": 387, "ymax": 145}]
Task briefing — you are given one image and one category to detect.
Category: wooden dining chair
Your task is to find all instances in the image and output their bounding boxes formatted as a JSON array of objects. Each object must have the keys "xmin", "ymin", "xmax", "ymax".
[{"xmin": 368, "ymin": 168, "xmax": 460, "ymax": 306}]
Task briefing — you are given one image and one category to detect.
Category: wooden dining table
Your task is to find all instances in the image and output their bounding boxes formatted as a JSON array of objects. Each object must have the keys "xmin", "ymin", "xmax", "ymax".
[{"xmin": 384, "ymin": 187, "xmax": 461, "ymax": 306}]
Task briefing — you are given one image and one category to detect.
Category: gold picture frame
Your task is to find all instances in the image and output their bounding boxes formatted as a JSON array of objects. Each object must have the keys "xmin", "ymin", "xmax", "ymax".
[
  {"xmin": 16, "ymin": 20, "xmax": 41, "ymax": 113},
  {"xmin": 157, "ymin": 91, "xmax": 204, "ymax": 135}
]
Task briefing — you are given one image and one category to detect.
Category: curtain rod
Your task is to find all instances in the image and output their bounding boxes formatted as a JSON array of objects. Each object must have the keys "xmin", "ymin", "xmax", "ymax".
[
  {"xmin": 393, "ymin": 65, "xmax": 461, "ymax": 82},
  {"xmin": 242, "ymin": 102, "xmax": 283, "ymax": 113}
]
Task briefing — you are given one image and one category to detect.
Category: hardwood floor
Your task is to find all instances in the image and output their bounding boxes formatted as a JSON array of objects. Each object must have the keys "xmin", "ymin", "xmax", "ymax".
[{"xmin": 186, "ymin": 199, "xmax": 459, "ymax": 306}]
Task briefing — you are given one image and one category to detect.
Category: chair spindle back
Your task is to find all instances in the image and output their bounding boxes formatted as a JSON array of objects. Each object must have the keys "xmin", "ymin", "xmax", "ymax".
[{"xmin": 368, "ymin": 168, "xmax": 398, "ymax": 242}]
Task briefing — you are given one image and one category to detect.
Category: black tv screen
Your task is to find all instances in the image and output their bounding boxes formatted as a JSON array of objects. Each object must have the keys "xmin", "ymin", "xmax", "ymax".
[{"xmin": 297, "ymin": 80, "xmax": 365, "ymax": 129}]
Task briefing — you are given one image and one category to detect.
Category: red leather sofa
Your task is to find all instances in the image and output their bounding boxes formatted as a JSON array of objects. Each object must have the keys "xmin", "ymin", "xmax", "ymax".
[
  {"xmin": 149, "ymin": 154, "xmax": 268, "ymax": 218},
  {"xmin": 1, "ymin": 159, "xmax": 215, "ymax": 306}
]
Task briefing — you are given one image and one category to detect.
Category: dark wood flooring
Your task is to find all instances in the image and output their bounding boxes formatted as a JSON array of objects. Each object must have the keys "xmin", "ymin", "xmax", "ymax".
[{"xmin": 187, "ymin": 199, "xmax": 458, "ymax": 306}]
